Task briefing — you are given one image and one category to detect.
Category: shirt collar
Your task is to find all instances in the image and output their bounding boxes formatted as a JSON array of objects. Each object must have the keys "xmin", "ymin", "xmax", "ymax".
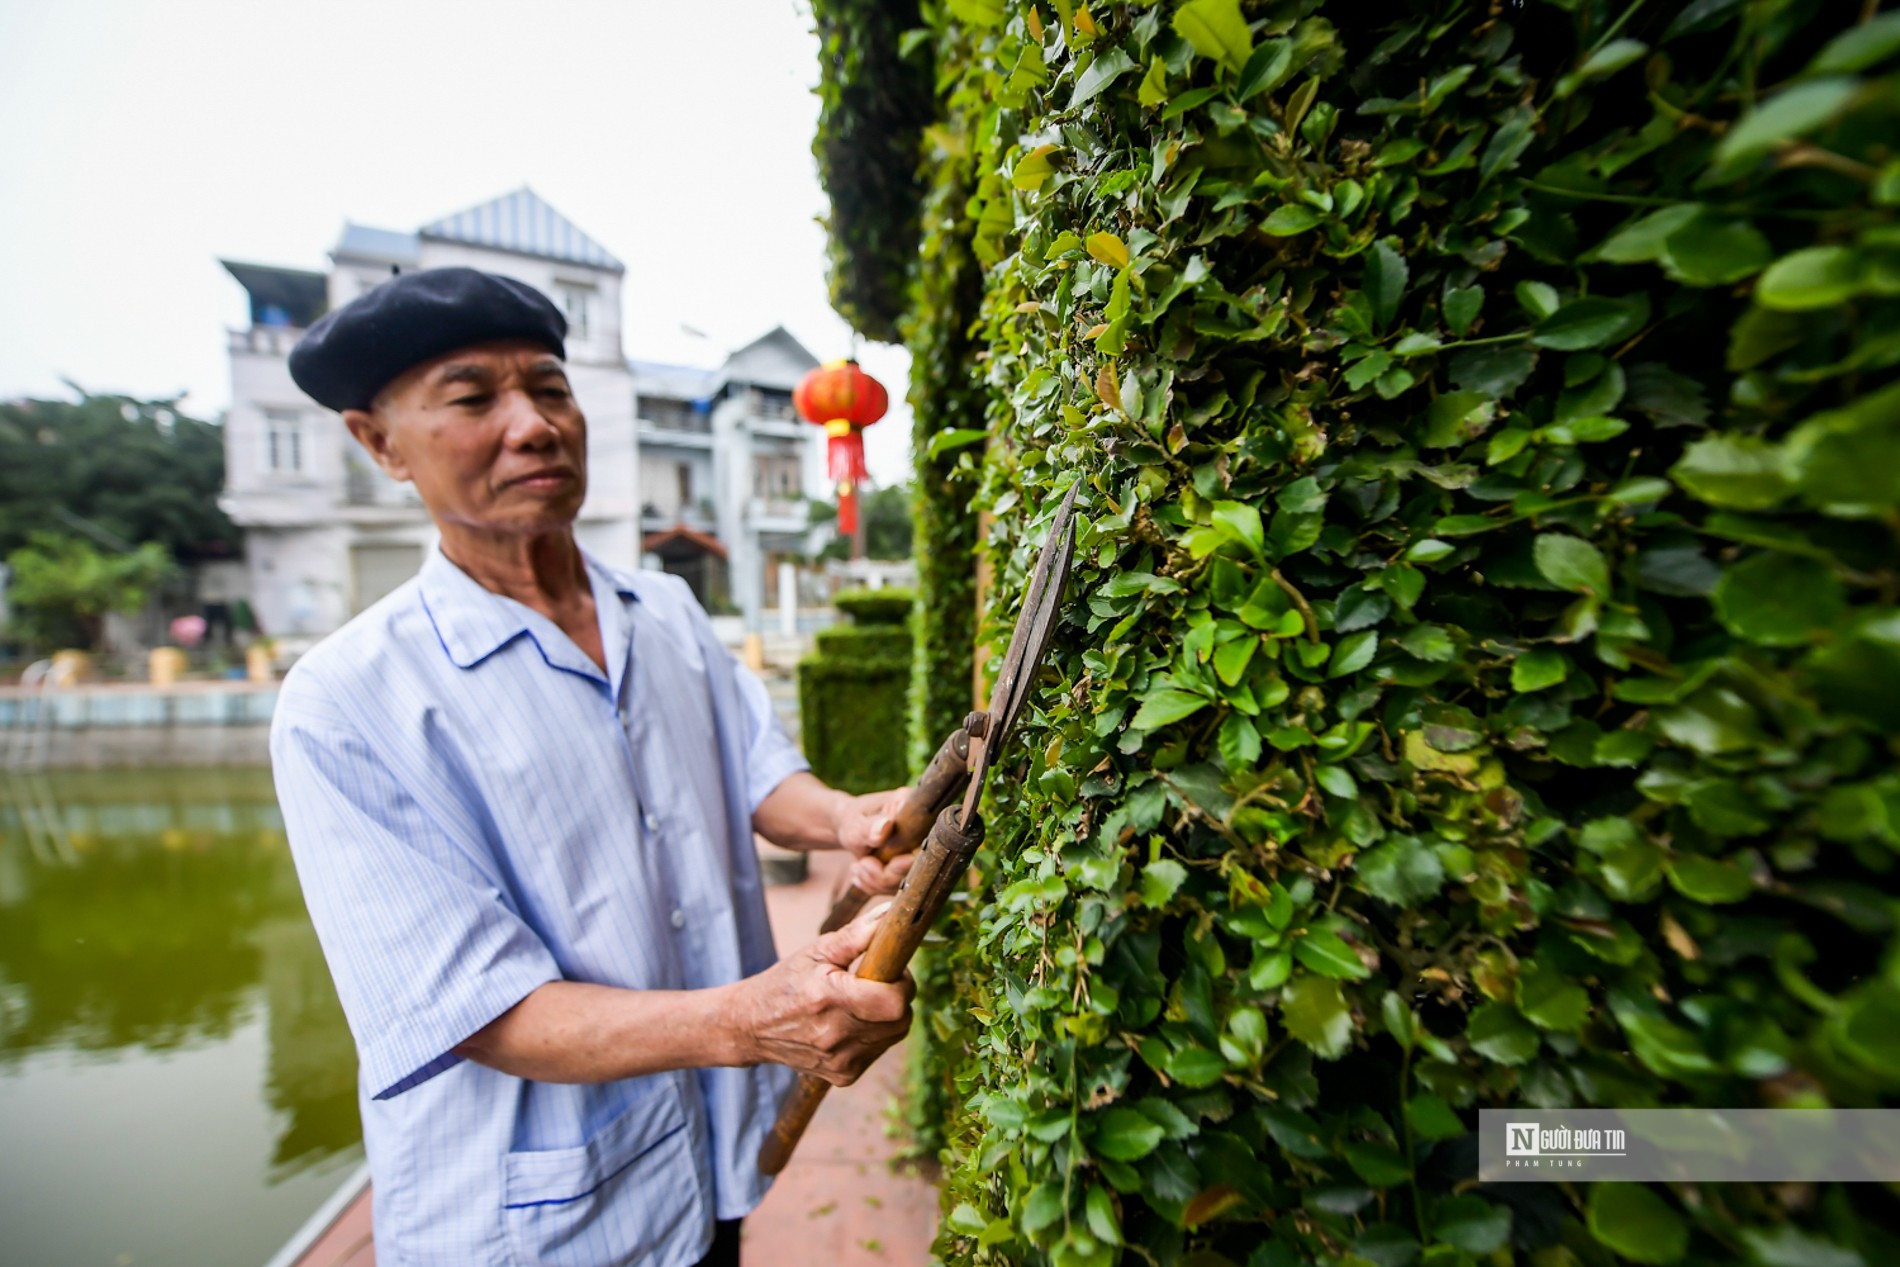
[{"xmin": 419, "ymin": 542, "xmax": 640, "ymax": 674}]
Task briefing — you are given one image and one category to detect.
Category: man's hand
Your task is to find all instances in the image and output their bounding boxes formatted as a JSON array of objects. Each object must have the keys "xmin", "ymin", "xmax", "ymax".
[
  {"xmin": 726, "ymin": 905, "xmax": 913, "ymax": 1086},
  {"xmin": 753, "ymin": 773, "xmax": 916, "ymax": 895},
  {"xmin": 832, "ymin": 786, "xmax": 914, "ymax": 896}
]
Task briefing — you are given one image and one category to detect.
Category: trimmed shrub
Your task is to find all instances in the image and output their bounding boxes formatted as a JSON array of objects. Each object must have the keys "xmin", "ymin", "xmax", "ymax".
[
  {"xmin": 801, "ymin": 587, "xmax": 919, "ymax": 794},
  {"xmin": 835, "ymin": 585, "xmax": 918, "ymax": 626},
  {"xmin": 815, "ymin": 1, "xmax": 1900, "ymax": 1265},
  {"xmin": 815, "ymin": 622, "xmax": 912, "ymax": 664}
]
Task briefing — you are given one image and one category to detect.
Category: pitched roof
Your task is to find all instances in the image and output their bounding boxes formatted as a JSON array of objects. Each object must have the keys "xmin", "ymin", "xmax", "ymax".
[
  {"xmin": 419, "ymin": 188, "xmax": 623, "ymax": 273},
  {"xmin": 334, "ymin": 222, "xmax": 420, "ymax": 265},
  {"xmin": 717, "ymin": 326, "xmax": 821, "ymax": 392},
  {"xmin": 220, "ymin": 260, "xmax": 329, "ymax": 328},
  {"xmin": 628, "ymin": 360, "xmax": 720, "ymax": 403}
]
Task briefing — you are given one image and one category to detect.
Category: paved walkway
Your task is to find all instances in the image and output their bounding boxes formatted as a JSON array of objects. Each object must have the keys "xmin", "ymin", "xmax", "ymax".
[{"xmin": 749, "ymin": 847, "xmax": 941, "ymax": 1266}]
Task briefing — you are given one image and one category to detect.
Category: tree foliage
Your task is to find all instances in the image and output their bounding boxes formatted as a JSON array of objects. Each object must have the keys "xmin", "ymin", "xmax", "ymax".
[
  {"xmin": 813, "ymin": 483, "xmax": 919, "ymax": 560},
  {"xmin": 817, "ymin": 1, "xmax": 1900, "ymax": 1264},
  {"xmin": 810, "ymin": 0, "xmax": 938, "ymax": 343},
  {"xmin": 5, "ymin": 532, "xmax": 173, "ymax": 651},
  {"xmin": 0, "ymin": 391, "xmax": 236, "ymax": 562}
]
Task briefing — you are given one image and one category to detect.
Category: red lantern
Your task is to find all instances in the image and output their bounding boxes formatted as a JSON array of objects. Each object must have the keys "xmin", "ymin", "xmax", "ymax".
[{"xmin": 794, "ymin": 359, "xmax": 887, "ymax": 535}]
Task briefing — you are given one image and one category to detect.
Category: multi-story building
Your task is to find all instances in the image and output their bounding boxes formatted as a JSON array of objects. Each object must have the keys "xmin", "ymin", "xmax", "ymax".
[
  {"xmin": 632, "ymin": 327, "xmax": 827, "ymax": 619},
  {"xmin": 219, "ymin": 188, "xmax": 826, "ymax": 641},
  {"xmin": 220, "ymin": 188, "xmax": 637, "ymax": 639}
]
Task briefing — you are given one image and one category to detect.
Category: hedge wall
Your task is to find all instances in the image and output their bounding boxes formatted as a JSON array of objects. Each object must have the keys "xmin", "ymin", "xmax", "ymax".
[
  {"xmin": 817, "ymin": 1, "xmax": 1900, "ymax": 1265},
  {"xmin": 799, "ymin": 592, "xmax": 916, "ymax": 795}
]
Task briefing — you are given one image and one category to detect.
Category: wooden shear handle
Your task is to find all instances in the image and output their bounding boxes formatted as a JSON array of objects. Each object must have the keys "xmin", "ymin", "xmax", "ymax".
[
  {"xmin": 817, "ymin": 725, "xmax": 972, "ymax": 934},
  {"xmin": 759, "ymin": 805, "xmax": 984, "ymax": 1176}
]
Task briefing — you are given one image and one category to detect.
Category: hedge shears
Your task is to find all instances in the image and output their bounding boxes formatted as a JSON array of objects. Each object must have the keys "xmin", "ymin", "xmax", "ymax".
[{"xmin": 759, "ymin": 479, "xmax": 1079, "ymax": 1176}]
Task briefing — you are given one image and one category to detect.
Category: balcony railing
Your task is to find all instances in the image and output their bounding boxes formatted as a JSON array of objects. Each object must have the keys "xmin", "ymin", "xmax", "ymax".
[
  {"xmin": 747, "ymin": 497, "xmax": 808, "ymax": 524},
  {"xmin": 228, "ymin": 326, "xmax": 303, "ymax": 357},
  {"xmin": 637, "ymin": 407, "xmax": 711, "ymax": 434}
]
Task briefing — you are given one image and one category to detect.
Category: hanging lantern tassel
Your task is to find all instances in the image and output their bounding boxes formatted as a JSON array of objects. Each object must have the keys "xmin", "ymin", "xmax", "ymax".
[
  {"xmin": 794, "ymin": 358, "xmax": 887, "ymax": 545},
  {"xmin": 825, "ymin": 418, "xmax": 868, "ymax": 534}
]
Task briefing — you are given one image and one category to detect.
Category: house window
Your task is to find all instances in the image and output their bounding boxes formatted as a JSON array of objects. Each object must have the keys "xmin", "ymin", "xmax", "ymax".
[
  {"xmin": 753, "ymin": 455, "xmax": 801, "ymax": 498},
  {"xmin": 557, "ymin": 282, "xmax": 594, "ymax": 341},
  {"xmin": 264, "ymin": 407, "xmax": 303, "ymax": 473}
]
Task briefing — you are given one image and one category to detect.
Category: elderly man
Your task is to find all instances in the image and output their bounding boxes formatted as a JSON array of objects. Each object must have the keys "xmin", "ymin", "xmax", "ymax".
[{"xmin": 270, "ymin": 268, "xmax": 915, "ymax": 1267}]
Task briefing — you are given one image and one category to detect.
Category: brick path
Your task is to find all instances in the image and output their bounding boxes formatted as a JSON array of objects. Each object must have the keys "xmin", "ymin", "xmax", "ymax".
[{"xmin": 749, "ymin": 847, "xmax": 941, "ymax": 1266}]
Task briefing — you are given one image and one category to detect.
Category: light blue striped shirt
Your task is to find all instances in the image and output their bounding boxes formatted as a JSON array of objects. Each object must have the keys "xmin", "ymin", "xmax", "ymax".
[{"xmin": 270, "ymin": 545, "xmax": 804, "ymax": 1266}]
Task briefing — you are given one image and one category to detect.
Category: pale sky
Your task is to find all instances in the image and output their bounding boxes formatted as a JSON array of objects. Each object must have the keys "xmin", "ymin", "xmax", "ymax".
[{"xmin": 0, "ymin": 0, "xmax": 914, "ymax": 485}]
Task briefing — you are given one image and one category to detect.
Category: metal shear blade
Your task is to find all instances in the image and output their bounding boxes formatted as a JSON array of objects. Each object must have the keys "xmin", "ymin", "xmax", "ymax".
[{"xmin": 960, "ymin": 481, "xmax": 1080, "ymax": 817}]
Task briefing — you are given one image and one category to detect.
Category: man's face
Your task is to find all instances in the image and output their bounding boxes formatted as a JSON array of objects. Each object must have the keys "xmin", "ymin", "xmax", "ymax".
[{"xmin": 341, "ymin": 340, "xmax": 588, "ymax": 539}]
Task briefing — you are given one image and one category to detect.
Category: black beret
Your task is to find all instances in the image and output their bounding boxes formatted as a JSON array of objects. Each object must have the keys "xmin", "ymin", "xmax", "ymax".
[{"xmin": 288, "ymin": 267, "xmax": 567, "ymax": 411}]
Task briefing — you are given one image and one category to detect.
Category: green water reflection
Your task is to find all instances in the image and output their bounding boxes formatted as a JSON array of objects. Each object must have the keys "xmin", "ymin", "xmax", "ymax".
[{"xmin": 0, "ymin": 767, "xmax": 363, "ymax": 1267}]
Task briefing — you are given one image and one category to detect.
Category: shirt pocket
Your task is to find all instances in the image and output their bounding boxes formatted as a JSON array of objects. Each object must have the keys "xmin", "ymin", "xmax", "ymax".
[{"xmin": 502, "ymin": 1087, "xmax": 706, "ymax": 1266}]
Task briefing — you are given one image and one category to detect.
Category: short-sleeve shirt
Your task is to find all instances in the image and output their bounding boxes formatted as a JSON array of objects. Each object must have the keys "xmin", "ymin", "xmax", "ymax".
[{"xmin": 270, "ymin": 545, "xmax": 805, "ymax": 1267}]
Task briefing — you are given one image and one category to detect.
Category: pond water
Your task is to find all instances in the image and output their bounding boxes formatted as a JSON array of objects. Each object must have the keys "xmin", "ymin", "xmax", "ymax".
[{"xmin": 0, "ymin": 767, "xmax": 363, "ymax": 1267}]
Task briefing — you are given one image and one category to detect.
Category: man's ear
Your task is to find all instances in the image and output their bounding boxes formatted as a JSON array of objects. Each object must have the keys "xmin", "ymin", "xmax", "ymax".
[{"xmin": 341, "ymin": 407, "xmax": 412, "ymax": 483}]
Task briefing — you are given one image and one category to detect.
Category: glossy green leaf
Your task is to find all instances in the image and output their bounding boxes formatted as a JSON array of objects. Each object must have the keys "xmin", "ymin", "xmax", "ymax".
[
  {"xmin": 1281, "ymin": 976, "xmax": 1353, "ymax": 1059},
  {"xmin": 1671, "ymin": 435, "xmax": 1791, "ymax": 508},
  {"xmin": 1131, "ymin": 689, "xmax": 1209, "ymax": 730},
  {"xmin": 1072, "ymin": 49, "xmax": 1137, "ymax": 108},
  {"xmin": 1533, "ymin": 533, "xmax": 1611, "ymax": 598},
  {"xmin": 1532, "ymin": 296, "xmax": 1646, "ymax": 350},
  {"xmin": 1171, "ymin": 0, "xmax": 1253, "ymax": 73},
  {"xmin": 1364, "ymin": 240, "xmax": 1408, "ymax": 330},
  {"xmin": 1293, "ymin": 929, "xmax": 1372, "ymax": 979},
  {"xmin": 1714, "ymin": 78, "xmax": 1856, "ymax": 168},
  {"xmin": 1714, "ymin": 551, "xmax": 1845, "ymax": 645},
  {"xmin": 1466, "ymin": 1002, "xmax": 1539, "ymax": 1064},
  {"xmin": 1093, "ymin": 1106, "xmax": 1165, "ymax": 1160},
  {"xmin": 1357, "ymin": 836, "xmax": 1446, "ymax": 906},
  {"xmin": 1587, "ymin": 1184, "xmax": 1688, "ymax": 1265},
  {"xmin": 1263, "ymin": 204, "xmax": 1323, "ymax": 235},
  {"xmin": 1434, "ymin": 1196, "xmax": 1512, "ymax": 1254},
  {"xmin": 1757, "ymin": 246, "xmax": 1861, "ymax": 310}
]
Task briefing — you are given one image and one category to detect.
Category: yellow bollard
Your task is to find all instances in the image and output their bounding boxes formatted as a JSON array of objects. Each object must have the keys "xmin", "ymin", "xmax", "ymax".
[
  {"xmin": 49, "ymin": 649, "xmax": 93, "ymax": 685},
  {"xmin": 742, "ymin": 632, "xmax": 767, "ymax": 673},
  {"xmin": 149, "ymin": 646, "xmax": 188, "ymax": 686}
]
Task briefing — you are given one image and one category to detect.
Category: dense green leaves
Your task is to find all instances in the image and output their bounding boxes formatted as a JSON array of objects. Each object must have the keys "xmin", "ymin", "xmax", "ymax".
[{"xmin": 812, "ymin": 1, "xmax": 1900, "ymax": 1264}]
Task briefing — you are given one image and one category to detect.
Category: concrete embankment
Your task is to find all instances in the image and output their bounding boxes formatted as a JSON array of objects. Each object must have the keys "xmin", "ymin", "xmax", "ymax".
[{"xmin": 0, "ymin": 682, "xmax": 276, "ymax": 768}]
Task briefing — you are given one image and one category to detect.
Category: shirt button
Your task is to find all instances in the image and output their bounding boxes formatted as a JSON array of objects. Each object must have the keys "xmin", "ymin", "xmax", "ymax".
[
  {"xmin": 617, "ymin": 708, "xmax": 631, "ymax": 728},
  {"xmin": 643, "ymin": 812, "xmax": 660, "ymax": 832},
  {"xmin": 670, "ymin": 909, "xmax": 686, "ymax": 929}
]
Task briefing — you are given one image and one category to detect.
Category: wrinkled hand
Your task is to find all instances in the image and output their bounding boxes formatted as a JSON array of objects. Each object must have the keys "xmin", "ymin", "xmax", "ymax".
[
  {"xmin": 729, "ymin": 904, "xmax": 914, "ymax": 1086},
  {"xmin": 833, "ymin": 786, "xmax": 914, "ymax": 895}
]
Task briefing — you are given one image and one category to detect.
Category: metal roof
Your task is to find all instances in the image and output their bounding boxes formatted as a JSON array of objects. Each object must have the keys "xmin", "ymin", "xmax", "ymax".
[
  {"xmin": 628, "ymin": 359, "xmax": 720, "ymax": 403},
  {"xmin": 334, "ymin": 223, "xmax": 420, "ymax": 264},
  {"xmin": 220, "ymin": 260, "xmax": 328, "ymax": 328},
  {"xmin": 420, "ymin": 188, "xmax": 624, "ymax": 273}
]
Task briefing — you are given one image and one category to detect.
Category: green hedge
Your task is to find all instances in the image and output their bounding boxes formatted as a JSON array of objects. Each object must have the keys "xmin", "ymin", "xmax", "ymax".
[
  {"xmin": 799, "ymin": 655, "xmax": 914, "ymax": 794},
  {"xmin": 815, "ymin": 622, "xmax": 912, "ymax": 664},
  {"xmin": 801, "ymin": 589, "xmax": 919, "ymax": 794},
  {"xmin": 905, "ymin": 112, "xmax": 988, "ymax": 776},
  {"xmin": 835, "ymin": 585, "xmax": 919, "ymax": 626},
  {"xmin": 816, "ymin": 1, "xmax": 1900, "ymax": 1265}
]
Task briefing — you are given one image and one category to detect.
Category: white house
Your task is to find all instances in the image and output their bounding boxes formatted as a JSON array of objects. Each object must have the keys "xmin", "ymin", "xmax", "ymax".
[
  {"xmin": 220, "ymin": 187, "xmax": 824, "ymax": 642},
  {"xmin": 633, "ymin": 327, "xmax": 829, "ymax": 620},
  {"xmin": 220, "ymin": 189, "xmax": 637, "ymax": 640}
]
